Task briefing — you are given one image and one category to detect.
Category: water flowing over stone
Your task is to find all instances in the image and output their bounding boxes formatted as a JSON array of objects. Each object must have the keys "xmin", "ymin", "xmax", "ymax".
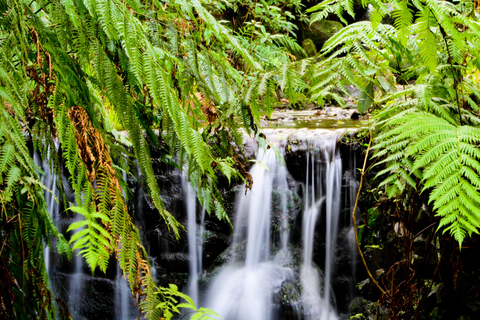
[
  {"xmin": 301, "ymin": 136, "xmax": 342, "ymax": 320},
  {"xmin": 37, "ymin": 153, "xmax": 137, "ymax": 320},
  {"xmin": 206, "ymin": 146, "xmax": 296, "ymax": 320},
  {"xmin": 34, "ymin": 151, "xmax": 60, "ymax": 278},
  {"xmin": 41, "ymin": 127, "xmax": 360, "ymax": 320},
  {"xmin": 184, "ymin": 173, "xmax": 206, "ymax": 306},
  {"xmin": 205, "ymin": 129, "xmax": 359, "ymax": 320},
  {"xmin": 114, "ymin": 262, "xmax": 138, "ymax": 320}
]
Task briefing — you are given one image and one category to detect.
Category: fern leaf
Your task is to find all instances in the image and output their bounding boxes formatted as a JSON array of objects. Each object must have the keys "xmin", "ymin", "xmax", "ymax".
[{"xmin": 392, "ymin": 0, "xmax": 413, "ymax": 47}]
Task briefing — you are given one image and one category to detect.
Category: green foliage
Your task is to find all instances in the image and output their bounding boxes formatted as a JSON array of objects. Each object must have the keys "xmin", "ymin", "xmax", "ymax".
[
  {"xmin": 67, "ymin": 206, "xmax": 112, "ymax": 272},
  {"xmin": 392, "ymin": 0, "xmax": 413, "ymax": 47},
  {"xmin": 0, "ymin": 108, "xmax": 70, "ymax": 319},
  {"xmin": 1, "ymin": 0, "xmax": 311, "ymax": 318},
  {"xmin": 157, "ymin": 284, "xmax": 222, "ymax": 320},
  {"xmin": 357, "ymin": 81, "xmax": 374, "ymax": 114},
  {"xmin": 374, "ymin": 112, "xmax": 480, "ymax": 247},
  {"xmin": 307, "ymin": 0, "xmax": 480, "ymax": 247}
]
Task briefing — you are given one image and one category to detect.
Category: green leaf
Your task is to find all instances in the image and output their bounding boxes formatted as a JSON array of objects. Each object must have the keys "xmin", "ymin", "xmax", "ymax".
[{"xmin": 357, "ymin": 81, "xmax": 374, "ymax": 114}]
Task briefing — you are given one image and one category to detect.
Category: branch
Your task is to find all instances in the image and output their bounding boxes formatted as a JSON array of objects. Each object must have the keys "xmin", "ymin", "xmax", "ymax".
[
  {"xmin": 352, "ymin": 130, "xmax": 388, "ymax": 296},
  {"xmin": 430, "ymin": 9, "xmax": 463, "ymax": 125}
]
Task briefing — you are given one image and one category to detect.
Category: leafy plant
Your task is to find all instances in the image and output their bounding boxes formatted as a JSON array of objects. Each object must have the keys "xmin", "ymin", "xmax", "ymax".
[
  {"xmin": 158, "ymin": 284, "xmax": 222, "ymax": 320},
  {"xmin": 308, "ymin": 0, "xmax": 480, "ymax": 247},
  {"xmin": 0, "ymin": 0, "xmax": 310, "ymax": 318}
]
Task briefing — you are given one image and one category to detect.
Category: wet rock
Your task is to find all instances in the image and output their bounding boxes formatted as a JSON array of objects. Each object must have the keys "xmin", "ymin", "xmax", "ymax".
[
  {"xmin": 344, "ymin": 85, "xmax": 362, "ymax": 98},
  {"xmin": 351, "ymin": 111, "xmax": 361, "ymax": 120},
  {"xmin": 50, "ymin": 273, "xmax": 117, "ymax": 320},
  {"xmin": 345, "ymin": 102, "xmax": 357, "ymax": 109},
  {"xmin": 208, "ymin": 242, "xmax": 248, "ymax": 272},
  {"xmin": 304, "ymin": 20, "xmax": 343, "ymax": 50},
  {"xmin": 284, "ymin": 129, "xmax": 340, "ymax": 181},
  {"xmin": 278, "ymin": 278, "xmax": 302, "ymax": 320},
  {"xmin": 203, "ymin": 221, "xmax": 231, "ymax": 268},
  {"xmin": 158, "ymin": 252, "xmax": 190, "ymax": 272},
  {"xmin": 302, "ymin": 38, "xmax": 317, "ymax": 57}
]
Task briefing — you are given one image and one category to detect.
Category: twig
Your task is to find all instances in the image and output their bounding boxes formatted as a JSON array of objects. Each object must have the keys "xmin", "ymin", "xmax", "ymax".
[
  {"xmin": 428, "ymin": 242, "xmax": 445, "ymax": 295},
  {"xmin": 352, "ymin": 130, "xmax": 387, "ymax": 296},
  {"xmin": 18, "ymin": 214, "xmax": 26, "ymax": 314},
  {"xmin": 180, "ymin": 311, "xmax": 196, "ymax": 320},
  {"xmin": 413, "ymin": 222, "xmax": 437, "ymax": 240},
  {"xmin": 430, "ymin": 9, "xmax": 463, "ymax": 125}
]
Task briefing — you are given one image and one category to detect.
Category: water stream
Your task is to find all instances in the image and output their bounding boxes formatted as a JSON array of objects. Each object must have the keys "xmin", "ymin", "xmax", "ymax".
[
  {"xmin": 183, "ymin": 173, "xmax": 206, "ymax": 306},
  {"xmin": 206, "ymin": 146, "xmax": 295, "ymax": 320},
  {"xmin": 203, "ymin": 132, "xmax": 356, "ymax": 320},
  {"xmin": 40, "ymin": 128, "xmax": 359, "ymax": 319}
]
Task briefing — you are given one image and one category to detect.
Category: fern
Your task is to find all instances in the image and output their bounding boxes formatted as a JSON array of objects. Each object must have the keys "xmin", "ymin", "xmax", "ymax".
[
  {"xmin": 306, "ymin": 0, "xmax": 480, "ymax": 248},
  {"xmin": 67, "ymin": 206, "xmax": 112, "ymax": 272},
  {"xmin": 156, "ymin": 284, "xmax": 222, "ymax": 320},
  {"xmin": 392, "ymin": 0, "xmax": 413, "ymax": 47},
  {"xmin": 0, "ymin": 0, "xmax": 332, "ymax": 318},
  {"xmin": 415, "ymin": 8, "xmax": 439, "ymax": 72},
  {"xmin": 373, "ymin": 108, "xmax": 480, "ymax": 246},
  {"xmin": 411, "ymin": 114, "xmax": 480, "ymax": 246}
]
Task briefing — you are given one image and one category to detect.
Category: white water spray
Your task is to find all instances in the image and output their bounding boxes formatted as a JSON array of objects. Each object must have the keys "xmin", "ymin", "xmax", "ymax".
[
  {"xmin": 183, "ymin": 173, "xmax": 206, "ymax": 306},
  {"xmin": 206, "ymin": 146, "xmax": 295, "ymax": 320},
  {"xmin": 300, "ymin": 135, "xmax": 342, "ymax": 320}
]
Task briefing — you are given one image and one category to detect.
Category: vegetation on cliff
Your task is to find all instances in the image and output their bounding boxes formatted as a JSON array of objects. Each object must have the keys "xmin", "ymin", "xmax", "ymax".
[
  {"xmin": 305, "ymin": 0, "xmax": 480, "ymax": 318},
  {"xmin": 1, "ymin": 0, "xmax": 480, "ymax": 319},
  {"xmin": 0, "ymin": 0, "xmax": 306, "ymax": 318}
]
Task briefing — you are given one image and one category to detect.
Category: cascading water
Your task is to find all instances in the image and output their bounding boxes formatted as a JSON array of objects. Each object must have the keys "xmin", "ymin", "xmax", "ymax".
[
  {"xmin": 36, "ymin": 153, "xmax": 140, "ymax": 320},
  {"xmin": 113, "ymin": 170, "xmax": 140, "ymax": 320},
  {"xmin": 345, "ymin": 145, "xmax": 360, "ymax": 301},
  {"xmin": 183, "ymin": 173, "xmax": 206, "ymax": 306},
  {"xmin": 206, "ymin": 143, "xmax": 297, "ymax": 320},
  {"xmin": 34, "ymin": 151, "xmax": 84, "ymax": 317},
  {"xmin": 34, "ymin": 151, "xmax": 60, "ymax": 278},
  {"xmin": 114, "ymin": 262, "xmax": 139, "ymax": 320},
  {"xmin": 204, "ymin": 130, "xmax": 358, "ymax": 320},
  {"xmin": 40, "ymin": 128, "xmax": 359, "ymax": 320},
  {"xmin": 301, "ymin": 136, "xmax": 342, "ymax": 320}
]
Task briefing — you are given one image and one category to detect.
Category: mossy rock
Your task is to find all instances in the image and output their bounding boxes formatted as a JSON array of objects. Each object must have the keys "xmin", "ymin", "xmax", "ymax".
[
  {"xmin": 302, "ymin": 38, "xmax": 317, "ymax": 57},
  {"xmin": 304, "ymin": 20, "xmax": 343, "ymax": 50}
]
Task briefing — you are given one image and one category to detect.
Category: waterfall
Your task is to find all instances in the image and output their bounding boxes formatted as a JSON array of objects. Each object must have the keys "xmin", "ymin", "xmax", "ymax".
[
  {"xmin": 114, "ymin": 262, "xmax": 138, "ymax": 320},
  {"xmin": 34, "ymin": 150, "xmax": 85, "ymax": 318},
  {"xmin": 300, "ymin": 136, "xmax": 341, "ymax": 320},
  {"xmin": 34, "ymin": 151, "xmax": 60, "ymax": 277},
  {"xmin": 206, "ymin": 146, "xmax": 296, "ymax": 320},
  {"xmin": 40, "ymin": 129, "xmax": 359, "ymax": 320},
  {"xmin": 184, "ymin": 173, "xmax": 205, "ymax": 306},
  {"xmin": 68, "ymin": 212, "xmax": 86, "ymax": 318},
  {"xmin": 324, "ymin": 138, "xmax": 342, "ymax": 319},
  {"xmin": 346, "ymin": 145, "xmax": 359, "ymax": 301},
  {"xmin": 205, "ymin": 131, "xmax": 357, "ymax": 320},
  {"xmin": 301, "ymin": 150, "xmax": 325, "ymax": 320}
]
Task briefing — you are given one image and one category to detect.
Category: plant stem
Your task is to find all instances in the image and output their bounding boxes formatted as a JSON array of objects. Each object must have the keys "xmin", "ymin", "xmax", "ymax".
[
  {"xmin": 352, "ymin": 130, "xmax": 387, "ymax": 296},
  {"xmin": 430, "ymin": 9, "xmax": 463, "ymax": 125}
]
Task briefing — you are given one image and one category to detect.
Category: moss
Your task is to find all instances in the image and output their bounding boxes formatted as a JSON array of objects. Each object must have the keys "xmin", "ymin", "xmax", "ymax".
[{"xmin": 302, "ymin": 38, "xmax": 317, "ymax": 57}]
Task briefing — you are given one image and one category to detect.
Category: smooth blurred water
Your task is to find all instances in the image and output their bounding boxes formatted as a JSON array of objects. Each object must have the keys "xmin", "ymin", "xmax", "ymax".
[{"xmin": 206, "ymin": 147, "xmax": 296, "ymax": 320}]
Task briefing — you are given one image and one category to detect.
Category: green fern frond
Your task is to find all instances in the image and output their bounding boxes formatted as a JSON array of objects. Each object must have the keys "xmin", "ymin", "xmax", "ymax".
[
  {"xmin": 416, "ymin": 8, "xmax": 439, "ymax": 72},
  {"xmin": 376, "ymin": 111, "xmax": 480, "ymax": 246},
  {"xmin": 67, "ymin": 206, "xmax": 113, "ymax": 273},
  {"xmin": 392, "ymin": 0, "xmax": 413, "ymax": 47},
  {"xmin": 307, "ymin": 0, "xmax": 339, "ymax": 25}
]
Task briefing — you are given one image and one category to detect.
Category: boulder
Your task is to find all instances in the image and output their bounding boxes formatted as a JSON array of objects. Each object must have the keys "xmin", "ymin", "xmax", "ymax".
[
  {"xmin": 302, "ymin": 38, "xmax": 317, "ymax": 57},
  {"xmin": 304, "ymin": 20, "xmax": 343, "ymax": 51}
]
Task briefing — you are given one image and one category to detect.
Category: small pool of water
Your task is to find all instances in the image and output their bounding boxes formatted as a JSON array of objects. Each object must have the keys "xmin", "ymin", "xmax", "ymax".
[
  {"xmin": 266, "ymin": 118, "xmax": 363, "ymax": 129},
  {"xmin": 264, "ymin": 109, "xmax": 367, "ymax": 130}
]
